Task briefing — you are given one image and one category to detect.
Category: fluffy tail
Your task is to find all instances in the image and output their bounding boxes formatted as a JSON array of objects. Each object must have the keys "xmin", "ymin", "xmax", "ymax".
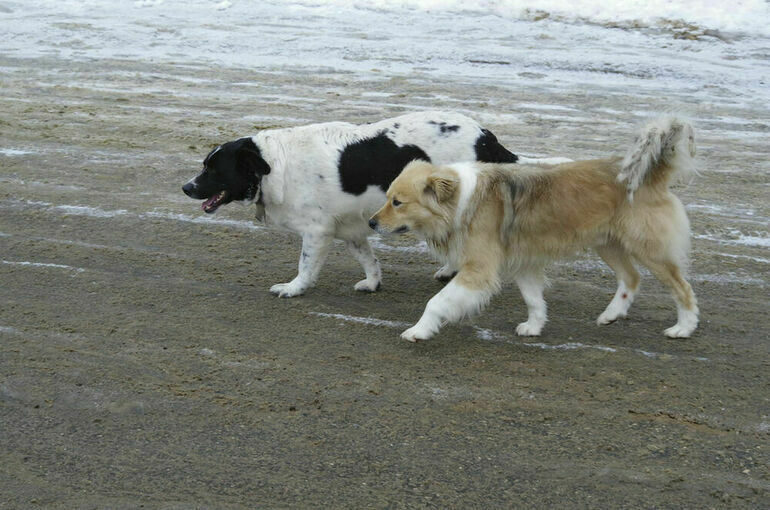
[{"xmin": 617, "ymin": 115, "xmax": 696, "ymax": 199}]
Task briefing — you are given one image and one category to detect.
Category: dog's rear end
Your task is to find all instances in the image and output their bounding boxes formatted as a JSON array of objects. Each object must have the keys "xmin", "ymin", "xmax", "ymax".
[
  {"xmin": 597, "ymin": 115, "xmax": 698, "ymax": 338},
  {"xmin": 373, "ymin": 114, "xmax": 700, "ymax": 341},
  {"xmin": 510, "ymin": 114, "xmax": 699, "ymax": 338}
]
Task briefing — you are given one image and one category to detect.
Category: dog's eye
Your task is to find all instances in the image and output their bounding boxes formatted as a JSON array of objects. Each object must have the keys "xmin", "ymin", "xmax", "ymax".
[{"xmin": 392, "ymin": 199, "xmax": 402, "ymax": 207}]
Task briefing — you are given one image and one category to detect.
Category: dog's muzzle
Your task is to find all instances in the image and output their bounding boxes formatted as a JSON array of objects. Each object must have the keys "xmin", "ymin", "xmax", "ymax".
[
  {"xmin": 182, "ymin": 181, "xmax": 200, "ymax": 199},
  {"xmin": 369, "ymin": 218, "xmax": 408, "ymax": 235}
]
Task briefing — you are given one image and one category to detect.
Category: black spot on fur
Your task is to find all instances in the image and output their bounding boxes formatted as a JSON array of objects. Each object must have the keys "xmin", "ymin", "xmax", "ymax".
[
  {"xmin": 338, "ymin": 132, "xmax": 430, "ymax": 195},
  {"xmin": 474, "ymin": 129, "xmax": 519, "ymax": 163},
  {"xmin": 428, "ymin": 120, "xmax": 461, "ymax": 135}
]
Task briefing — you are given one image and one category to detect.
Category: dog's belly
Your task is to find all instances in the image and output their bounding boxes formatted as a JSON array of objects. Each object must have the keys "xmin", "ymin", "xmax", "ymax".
[{"xmin": 263, "ymin": 185, "xmax": 385, "ymax": 238}]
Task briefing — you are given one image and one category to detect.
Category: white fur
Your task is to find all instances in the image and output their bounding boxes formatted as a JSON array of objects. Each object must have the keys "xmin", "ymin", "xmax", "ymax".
[
  {"xmin": 618, "ymin": 114, "xmax": 696, "ymax": 199},
  {"xmin": 596, "ymin": 280, "xmax": 637, "ymax": 325},
  {"xmin": 401, "ymin": 279, "xmax": 491, "ymax": 342},
  {"xmin": 448, "ymin": 162, "xmax": 478, "ymax": 226},
  {"xmin": 514, "ymin": 272, "xmax": 547, "ymax": 336},
  {"xmin": 665, "ymin": 305, "xmax": 699, "ymax": 338}
]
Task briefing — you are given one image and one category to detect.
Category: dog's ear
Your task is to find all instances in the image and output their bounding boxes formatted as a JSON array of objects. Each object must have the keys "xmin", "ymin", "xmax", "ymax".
[
  {"xmin": 424, "ymin": 171, "xmax": 458, "ymax": 202},
  {"xmin": 237, "ymin": 138, "xmax": 271, "ymax": 176}
]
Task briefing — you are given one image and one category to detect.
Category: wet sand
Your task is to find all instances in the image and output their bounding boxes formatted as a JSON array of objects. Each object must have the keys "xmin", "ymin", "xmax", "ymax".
[{"xmin": 1, "ymin": 55, "xmax": 769, "ymax": 508}]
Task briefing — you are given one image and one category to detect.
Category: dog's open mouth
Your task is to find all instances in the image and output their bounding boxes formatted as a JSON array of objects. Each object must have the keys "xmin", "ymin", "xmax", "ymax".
[{"xmin": 202, "ymin": 190, "xmax": 227, "ymax": 214}]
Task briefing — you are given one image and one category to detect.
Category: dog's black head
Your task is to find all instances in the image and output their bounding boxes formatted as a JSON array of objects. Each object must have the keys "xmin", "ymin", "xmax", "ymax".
[{"xmin": 182, "ymin": 137, "xmax": 270, "ymax": 214}]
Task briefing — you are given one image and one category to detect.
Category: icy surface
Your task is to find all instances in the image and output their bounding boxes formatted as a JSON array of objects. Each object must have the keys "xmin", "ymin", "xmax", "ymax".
[{"xmin": 1, "ymin": 0, "xmax": 768, "ymax": 106}]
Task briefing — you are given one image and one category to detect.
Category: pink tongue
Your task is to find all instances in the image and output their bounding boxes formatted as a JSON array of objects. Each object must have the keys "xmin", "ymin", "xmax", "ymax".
[{"xmin": 202, "ymin": 195, "xmax": 219, "ymax": 210}]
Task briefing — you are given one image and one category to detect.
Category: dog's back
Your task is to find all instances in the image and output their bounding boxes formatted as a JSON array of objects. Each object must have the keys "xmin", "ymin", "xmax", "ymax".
[{"xmin": 475, "ymin": 116, "xmax": 697, "ymax": 259}]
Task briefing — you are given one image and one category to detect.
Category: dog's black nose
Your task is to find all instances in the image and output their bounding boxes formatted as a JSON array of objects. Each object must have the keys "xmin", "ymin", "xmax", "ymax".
[
  {"xmin": 182, "ymin": 182, "xmax": 196, "ymax": 197},
  {"xmin": 368, "ymin": 218, "xmax": 378, "ymax": 230}
]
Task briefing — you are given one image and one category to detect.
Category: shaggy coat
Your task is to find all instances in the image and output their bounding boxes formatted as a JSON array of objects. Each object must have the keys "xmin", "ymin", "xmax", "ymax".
[{"xmin": 370, "ymin": 115, "xmax": 698, "ymax": 341}]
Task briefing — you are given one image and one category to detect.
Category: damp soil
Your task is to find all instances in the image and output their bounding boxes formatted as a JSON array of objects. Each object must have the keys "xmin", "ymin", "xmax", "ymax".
[{"xmin": 1, "ymin": 55, "xmax": 768, "ymax": 508}]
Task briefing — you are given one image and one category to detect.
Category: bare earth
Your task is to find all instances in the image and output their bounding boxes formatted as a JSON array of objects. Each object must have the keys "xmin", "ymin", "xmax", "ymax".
[{"xmin": 1, "ymin": 55, "xmax": 768, "ymax": 508}]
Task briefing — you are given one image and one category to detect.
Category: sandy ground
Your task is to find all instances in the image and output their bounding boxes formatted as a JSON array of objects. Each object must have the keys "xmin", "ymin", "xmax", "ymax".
[{"xmin": 1, "ymin": 55, "xmax": 769, "ymax": 508}]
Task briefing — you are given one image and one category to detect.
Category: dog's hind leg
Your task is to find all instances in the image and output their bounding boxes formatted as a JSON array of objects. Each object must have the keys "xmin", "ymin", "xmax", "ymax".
[
  {"xmin": 514, "ymin": 270, "xmax": 547, "ymax": 336},
  {"xmin": 624, "ymin": 195, "xmax": 697, "ymax": 337},
  {"xmin": 596, "ymin": 242, "xmax": 641, "ymax": 325},
  {"xmin": 345, "ymin": 236, "xmax": 382, "ymax": 292},
  {"xmin": 637, "ymin": 257, "xmax": 698, "ymax": 338},
  {"xmin": 270, "ymin": 231, "xmax": 333, "ymax": 298}
]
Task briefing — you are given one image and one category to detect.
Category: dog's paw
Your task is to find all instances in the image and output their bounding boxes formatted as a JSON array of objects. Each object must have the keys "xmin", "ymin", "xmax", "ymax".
[
  {"xmin": 400, "ymin": 325, "xmax": 433, "ymax": 342},
  {"xmin": 515, "ymin": 321, "xmax": 543, "ymax": 336},
  {"xmin": 596, "ymin": 310, "xmax": 626, "ymax": 325},
  {"xmin": 269, "ymin": 282, "xmax": 306, "ymax": 298},
  {"xmin": 354, "ymin": 278, "xmax": 381, "ymax": 293},
  {"xmin": 664, "ymin": 323, "xmax": 694, "ymax": 338},
  {"xmin": 433, "ymin": 265, "xmax": 457, "ymax": 282}
]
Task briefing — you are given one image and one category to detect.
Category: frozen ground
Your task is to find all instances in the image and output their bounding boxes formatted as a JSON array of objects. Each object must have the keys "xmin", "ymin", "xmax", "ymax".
[{"xmin": 1, "ymin": 1, "xmax": 769, "ymax": 508}]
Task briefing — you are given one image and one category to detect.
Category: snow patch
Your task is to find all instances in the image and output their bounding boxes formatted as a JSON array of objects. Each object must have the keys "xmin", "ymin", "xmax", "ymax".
[
  {"xmin": 54, "ymin": 205, "xmax": 128, "ymax": 218},
  {"xmin": 694, "ymin": 230, "xmax": 770, "ymax": 248},
  {"xmin": 0, "ymin": 148, "xmax": 33, "ymax": 156},
  {"xmin": 2, "ymin": 260, "xmax": 85, "ymax": 274},
  {"xmin": 521, "ymin": 341, "xmax": 617, "ymax": 353},
  {"xmin": 715, "ymin": 252, "xmax": 770, "ymax": 264},
  {"xmin": 309, "ymin": 312, "xmax": 410, "ymax": 329},
  {"xmin": 143, "ymin": 211, "xmax": 264, "ymax": 231}
]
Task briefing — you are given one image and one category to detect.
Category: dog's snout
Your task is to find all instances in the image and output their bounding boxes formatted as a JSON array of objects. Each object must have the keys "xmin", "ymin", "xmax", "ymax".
[
  {"xmin": 368, "ymin": 218, "xmax": 378, "ymax": 230},
  {"xmin": 182, "ymin": 182, "xmax": 196, "ymax": 197}
]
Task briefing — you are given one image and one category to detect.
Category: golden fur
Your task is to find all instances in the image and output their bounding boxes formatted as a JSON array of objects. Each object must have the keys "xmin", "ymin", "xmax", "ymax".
[{"xmin": 371, "ymin": 115, "xmax": 698, "ymax": 340}]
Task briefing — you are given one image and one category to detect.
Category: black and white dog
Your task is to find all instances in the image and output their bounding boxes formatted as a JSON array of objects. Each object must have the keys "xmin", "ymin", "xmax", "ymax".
[{"xmin": 182, "ymin": 111, "xmax": 566, "ymax": 297}]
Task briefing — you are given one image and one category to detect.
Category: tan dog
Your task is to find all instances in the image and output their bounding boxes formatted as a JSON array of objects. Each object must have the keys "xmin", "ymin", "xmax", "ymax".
[{"xmin": 369, "ymin": 115, "xmax": 698, "ymax": 341}]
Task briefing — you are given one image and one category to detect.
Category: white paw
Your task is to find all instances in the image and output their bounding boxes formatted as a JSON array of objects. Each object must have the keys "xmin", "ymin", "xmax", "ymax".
[
  {"xmin": 400, "ymin": 325, "xmax": 434, "ymax": 342},
  {"xmin": 354, "ymin": 278, "xmax": 381, "ymax": 293},
  {"xmin": 597, "ymin": 309, "xmax": 626, "ymax": 325},
  {"xmin": 433, "ymin": 265, "xmax": 457, "ymax": 282},
  {"xmin": 664, "ymin": 323, "xmax": 694, "ymax": 338},
  {"xmin": 516, "ymin": 321, "xmax": 543, "ymax": 336},
  {"xmin": 269, "ymin": 282, "xmax": 307, "ymax": 298}
]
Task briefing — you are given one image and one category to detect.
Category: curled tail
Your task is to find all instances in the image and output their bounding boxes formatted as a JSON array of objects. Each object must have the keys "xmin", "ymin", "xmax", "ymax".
[{"xmin": 618, "ymin": 115, "xmax": 696, "ymax": 199}]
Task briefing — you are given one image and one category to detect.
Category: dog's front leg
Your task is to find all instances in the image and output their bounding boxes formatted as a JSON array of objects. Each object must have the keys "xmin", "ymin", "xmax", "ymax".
[
  {"xmin": 514, "ymin": 271, "xmax": 547, "ymax": 336},
  {"xmin": 401, "ymin": 278, "xmax": 492, "ymax": 342},
  {"xmin": 270, "ymin": 231, "xmax": 333, "ymax": 298}
]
